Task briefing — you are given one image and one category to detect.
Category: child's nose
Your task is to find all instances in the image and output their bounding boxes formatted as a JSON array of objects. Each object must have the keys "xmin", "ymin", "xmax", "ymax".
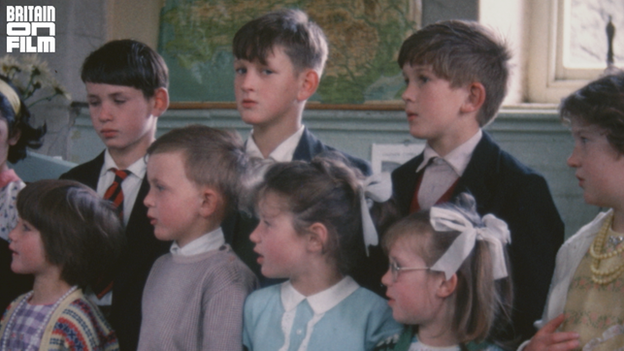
[
  {"xmin": 249, "ymin": 226, "xmax": 260, "ymax": 243},
  {"xmin": 566, "ymin": 150, "xmax": 580, "ymax": 168},
  {"xmin": 381, "ymin": 269, "xmax": 393, "ymax": 287},
  {"xmin": 8, "ymin": 227, "xmax": 18, "ymax": 242},
  {"xmin": 143, "ymin": 189, "xmax": 154, "ymax": 207},
  {"xmin": 240, "ymin": 72, "xmax": 256, "ymax": 91},
  {"xmin": 401, "ymin": 84, "xmax": 416, "ymax": 103},
  {"xmin": 97, "ymin": 103, "xmax": 114, "ymax": 122}
]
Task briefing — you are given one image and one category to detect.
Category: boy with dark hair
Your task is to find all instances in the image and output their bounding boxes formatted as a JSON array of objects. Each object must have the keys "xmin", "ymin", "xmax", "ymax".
[
  {"xmin": 391, "ymin": 20, "xmax": 564, "ymax": 344},
  {"xmin": 138, "ymin": 125, "xmax": 257, "ymax": 350},
  {"xmin": 60, "ymin": 39, "xmax": 170, "ymax": 351},
  {"xmin": 229, "ymin": 8, "xmax": 380, "ymax": 292},
  {"xmin": 232, "ymin": 8, "xmax": 370, "ymax": 173},
  {"xmin": 522, "ymin": 72, "xmax": 624, "ymax": 351}
]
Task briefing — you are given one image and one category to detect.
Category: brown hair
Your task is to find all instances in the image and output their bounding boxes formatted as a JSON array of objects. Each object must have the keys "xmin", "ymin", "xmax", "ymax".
[
  {"xmin": 233, "ymin": 8, "xmax": 328, "ymax": 74},
  {"xmin": 560, "ymin": 71, "xmax": 624, "ymax": 154},
  {"xmin": 398, "ymin": 20, "xmax": 510, "ymax": 126},
  {"xmin": 382, "ymin": 194, "xmax": 513, "ymax": 345},
  {"xmin": 255, "ymin": 155, "xmax": 364, "ymax": 274},
  {"xmin": 147, "ymin": 125, "xmax": 248, "ymax": 218},
  {"xmin": 16, "ymin": 179, "xmax": 125, "ymax": 288},
  {"xmin": 81, "ymin": 39, "xmax": 169, "ymax": 98}
]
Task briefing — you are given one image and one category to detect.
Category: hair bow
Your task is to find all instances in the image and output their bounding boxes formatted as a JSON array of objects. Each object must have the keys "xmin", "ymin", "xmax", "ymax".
[
  {"xmin": 360, "ymin": 172, "xmax": 392, "ymax": 256},
  {"xmin": 429, "ymin": 207, "xmax": 511, "ymax": 280}
]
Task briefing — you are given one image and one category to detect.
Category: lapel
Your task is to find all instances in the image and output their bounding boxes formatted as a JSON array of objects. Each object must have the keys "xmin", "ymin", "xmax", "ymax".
[
  {"xmin": 126, "ymin": 176, "xmax": 151, "ymax": 237},
  {"xmin": 292, "ymin": 127, "xmax": 323, "ymax": 162},
  {"xmin": 78, "ymin": 152, "xmax": 105, "ymax": 190},
  {"xmin": 391, "ymin": 153, "xmax": 424, "ymax": 214},
  {"xmin": 453, "ymin": 131, "xmax": 498, "ymax": 213}
]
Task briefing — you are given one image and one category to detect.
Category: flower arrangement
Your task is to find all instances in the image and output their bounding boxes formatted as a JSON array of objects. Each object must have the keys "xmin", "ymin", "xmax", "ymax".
[{"xmin": 0, "ymin": 54, "xmax": 70, "ymax": 107}]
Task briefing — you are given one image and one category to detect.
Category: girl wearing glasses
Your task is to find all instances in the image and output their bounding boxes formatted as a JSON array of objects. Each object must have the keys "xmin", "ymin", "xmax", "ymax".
[
  {"xmin": 375, "ymin": 193, "xmax": 513, "ymax": 351},
  {"xmin": 243, "ymin": 156, "xmax": 402, "ymax": 351}
]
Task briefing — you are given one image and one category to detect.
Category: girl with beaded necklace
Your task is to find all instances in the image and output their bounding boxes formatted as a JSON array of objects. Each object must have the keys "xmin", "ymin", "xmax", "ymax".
[
  {"xmin": 521, "ymin": 73, "xmax": 624, "ymax": 350},
  {"xmin": 0, "ymin": 180, "xmax": 124, "ymax": 350},
  {"xmin": 374, "ymin": 193, "xmax": 513, "ymax": 351}
]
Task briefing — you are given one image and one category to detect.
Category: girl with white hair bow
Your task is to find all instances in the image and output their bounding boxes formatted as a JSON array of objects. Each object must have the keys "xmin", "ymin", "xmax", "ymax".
[{"xmin": 375, "ymin": 193, "xmax": 513, "ymax": 351}]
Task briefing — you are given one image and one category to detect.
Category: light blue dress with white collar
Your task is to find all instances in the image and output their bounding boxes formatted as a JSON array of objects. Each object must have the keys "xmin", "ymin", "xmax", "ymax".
[{"xmin": 243, "ymin": 276, "xmax": 402, "ymax": 351}]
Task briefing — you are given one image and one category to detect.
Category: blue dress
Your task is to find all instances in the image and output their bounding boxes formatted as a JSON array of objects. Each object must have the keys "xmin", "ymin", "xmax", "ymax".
[{"xmin": 243, "ymin": 276, "xmax": 402, "ymax": 351}]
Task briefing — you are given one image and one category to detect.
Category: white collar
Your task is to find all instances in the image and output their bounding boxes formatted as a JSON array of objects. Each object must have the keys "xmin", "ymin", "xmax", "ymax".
[
  {"xmin": 280, "ymin": 276, "xmax": 359, "ymax": 315},
  {"xmin": 100, "ymin": 149, "xmax": 147, "ymax": 179},
  {"xmin": 245, "ymin": 125, "xmax": 305, "ymax": 162},
  {"xmin": 416, "ymin": 129, "xmax": 482, "ymax": 175},
  {"xmin": 170, "ymin": 227, "xmax": 225, "ymax": 256}
]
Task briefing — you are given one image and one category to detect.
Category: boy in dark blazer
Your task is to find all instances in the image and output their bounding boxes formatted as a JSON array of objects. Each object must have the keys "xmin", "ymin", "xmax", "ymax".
[
  {"xmin": 228, "ymin": 9, "xmax": 381, "ymax": 292},
  {"xmin": 60, "ymin": 39, "xmax": 170, "ymax": 351},
  {"xmin": 391, "ymin": 20, "xmax": 564, "ymax": 346}
]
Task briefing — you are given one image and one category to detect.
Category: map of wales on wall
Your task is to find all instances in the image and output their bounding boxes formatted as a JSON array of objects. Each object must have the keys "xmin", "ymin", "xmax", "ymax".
[{"xmin": 158, "ymin": 0, "xmax": 419, "ymax": 104}]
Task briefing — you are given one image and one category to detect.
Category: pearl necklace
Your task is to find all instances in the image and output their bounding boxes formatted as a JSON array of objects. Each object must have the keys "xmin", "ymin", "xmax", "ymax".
[
  {"xmin": 589, "ymin": 213, "xmax": 624, "ymax": 285},
  {"xmin": 0, "ymin": 286, "xmax": 78, "ymax": 351}
]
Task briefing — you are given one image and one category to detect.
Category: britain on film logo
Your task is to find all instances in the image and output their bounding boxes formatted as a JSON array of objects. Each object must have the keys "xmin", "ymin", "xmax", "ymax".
[{"xmin": 6, "ymin": 6, "xmax": 55, "ymax": 53}]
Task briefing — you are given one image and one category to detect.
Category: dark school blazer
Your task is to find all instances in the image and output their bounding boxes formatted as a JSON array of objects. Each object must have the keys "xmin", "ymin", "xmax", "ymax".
[
  {"xmin": 391, "ymin": 131, "xmax": 564, "ymax": 344},
  {"xmin": 224, "ymin": 127, "xmax": 383, "ymax": 292},
  {"xmin": 60, "ymin": 152, "xmax": 170, "ymax": 351}
]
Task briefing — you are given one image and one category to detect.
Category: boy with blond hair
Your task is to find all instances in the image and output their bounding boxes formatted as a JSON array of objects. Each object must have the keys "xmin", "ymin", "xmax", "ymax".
[
  {"xmin": 391, "ymin": 20, "xmax": 564, "ymax": 344},
  {"xmin": 523, "ymin": 72, "xmax": 624, "ymax": 350},
  {"xmin": 138, "ymin": 125, "xmax": 257, "ymax": 351},
  {"xmin": 60, "ymin": 39, "xmax": 171, "ymax": 350}
]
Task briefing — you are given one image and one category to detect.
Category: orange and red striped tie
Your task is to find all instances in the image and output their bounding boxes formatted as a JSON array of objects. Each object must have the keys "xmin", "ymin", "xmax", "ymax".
[
  {"xmin": 94, "ymin": 168, "xmax": 130, "ymax": 299},
  {"xmin": 104, "ymin": 168, "xmax": 131, "ymax": 220}
]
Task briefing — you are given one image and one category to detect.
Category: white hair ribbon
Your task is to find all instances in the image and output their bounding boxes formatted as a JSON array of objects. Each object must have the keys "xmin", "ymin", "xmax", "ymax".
[
  {"xmin": 429, "ymin": 207, "xmax": 511, "ymax": 280},
  {"xmin": 360, "ymin": 172, "xmax": 392, "ymax": 256},
  {"xmin": 0, "ymin": 80, "xmax": 20, "ymax": 116}
]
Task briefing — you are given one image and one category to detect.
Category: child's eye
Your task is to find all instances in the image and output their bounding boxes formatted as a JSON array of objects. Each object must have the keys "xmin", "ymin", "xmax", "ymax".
[
  {"xmin": 418, "ymin": 75, "xmax": 429, "ymax": 83},
  {"xmin": 22, "ymin": 223, "xmax": 30, "ymax": 231},
  {"xmin": 87, "ymin": 100, "xmax": 100, "ymax": 107},
  {"xmin": 262, "ymin": 69, "xmax": 274, "ymax": 75},
  {"xmin": 235, "ymin": 67, "xmax": 247, "ymax": 75},
  {"xmin": 114, "ymin": 99, "xmax": 126, "ymax": 105}
]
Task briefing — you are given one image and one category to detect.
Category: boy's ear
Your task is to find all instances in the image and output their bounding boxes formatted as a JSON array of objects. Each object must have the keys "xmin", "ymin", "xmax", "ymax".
[
  {"xmin": 297, "ymin": 69, "xmax": 320, "ymax": 102},
  {"xmin": 151, "ymin": 87, "xmax": 170, "ymax": 117},
  {"xmin": 460, "ymin": 82, "xmax": 486, "ymax": 114},
  {"xmin": 436, "ymin": 273, "xmax": 458, "ymax": 298},
  {"xmin": 198, "ymin": 186, "xmax": 221, "ymax": 218},
  {"xmin": 8, "ymin": 129, "xmax": 20, "ymax": 146},
  {"xmin": 306, "ymin": 222, "xmax": 328, "ymax": 253}
]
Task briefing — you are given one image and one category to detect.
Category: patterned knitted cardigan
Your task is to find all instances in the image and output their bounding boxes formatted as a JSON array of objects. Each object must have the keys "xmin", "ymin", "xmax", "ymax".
[{"xmin": 0, "ymin": 288, "xmax": 119, "ymax": 350}]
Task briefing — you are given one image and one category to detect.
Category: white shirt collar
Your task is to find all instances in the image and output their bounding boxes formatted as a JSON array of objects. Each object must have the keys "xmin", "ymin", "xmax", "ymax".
[
  {"xmin": 170, "ymin": 227, "xmax": 225, "ymax": 257},
  {"xmin": 245, "ymin": 125, "xmax": 305, "ymax": 162},
  {"xmin": 101, "ymin": 149, "xmax": 147, "ymax": 179},
  {"xmin": 280, "ymin": 276, "xmax": 359, "ymax": 315},
  {"xmin": 416, "ymin": 129, "xmax": 482, "ymax": 175}
]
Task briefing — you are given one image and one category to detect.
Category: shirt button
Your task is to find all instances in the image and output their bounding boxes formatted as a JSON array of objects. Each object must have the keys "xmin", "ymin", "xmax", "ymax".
[{"xmin": 296, "ymin": 329, "xmax": 303, "ymax": 335}]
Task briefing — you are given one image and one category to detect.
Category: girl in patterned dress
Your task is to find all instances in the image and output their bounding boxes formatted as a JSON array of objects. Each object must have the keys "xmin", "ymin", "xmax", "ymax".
[
  {"xmin": 0, "ymin": 180, "xmax": 124, "ymax": 350},
  {"xmin": 375, "ymin": 194, "xmax": 513, "ymax": 351},
  {"xmin": 243, "ymin": 157, "xmax": 402, "ymax": 351}
]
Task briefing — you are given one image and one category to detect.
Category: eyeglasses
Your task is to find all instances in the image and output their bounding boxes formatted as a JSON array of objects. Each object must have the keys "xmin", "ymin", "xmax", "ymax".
[{"xmin": 388, "ymin": 260, "xmax": 429, "ymax": 282}]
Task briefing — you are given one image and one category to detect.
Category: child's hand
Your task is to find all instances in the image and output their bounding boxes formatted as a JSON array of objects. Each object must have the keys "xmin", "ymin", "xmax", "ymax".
[{"xmin": 524, "ymin": 314, "xmax": 579, "ymax": 351}]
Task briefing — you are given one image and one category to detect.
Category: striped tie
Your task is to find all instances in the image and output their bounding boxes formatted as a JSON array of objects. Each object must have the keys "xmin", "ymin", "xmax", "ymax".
[
  {"xmin": 104, "ymin": 169, "xmax": 131, "ymax": 220},
  {"xmin": 94, "ymin": 169, "xmax": 130, "ymax": 299}
]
